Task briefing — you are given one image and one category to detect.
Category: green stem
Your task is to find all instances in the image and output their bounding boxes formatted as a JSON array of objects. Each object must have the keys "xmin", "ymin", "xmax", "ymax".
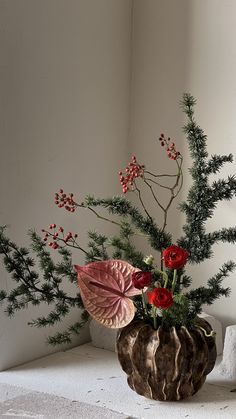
[
  {"xmin": 152, "ymin": 305, "xmax": 157, "ymax": 329},
  {"xmin": 153, "ymin": 268, "xmax": 169, "ymax": 287},
  {"xmin": 171, "ymin": 269, "xmax": 177, "ymax": 292},
  {"xmin": 163, "ymin": 275, "xmax": 169, "ymax": 288},
  {"xmin": 141, "ymin": 290, "xmax": 148, "ymax": 317}
]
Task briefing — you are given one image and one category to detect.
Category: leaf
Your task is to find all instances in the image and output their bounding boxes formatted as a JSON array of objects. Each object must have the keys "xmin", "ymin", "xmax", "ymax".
[{"xmin": 75, "ymin": 259, "xmax": 141, "ymax": 328}]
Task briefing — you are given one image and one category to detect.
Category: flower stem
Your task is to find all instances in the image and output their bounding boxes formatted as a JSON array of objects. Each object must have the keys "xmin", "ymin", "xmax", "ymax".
[
  {"xmin": 153, "ymin": 268, "xmax": 168, "ymax": 287},
  {"xmin": 141, "ymin": 290, "xmax": 148, "ymax": 317},
  {"xmin": 152, "ymin": 306, "xmax": 157, "ymax": 329},
  {"xmin": 163, "ymin": 275, "xmax": 169, "ymax": 288},
  {"xmin": 171, "ymin": 269, "xmax": 177, "ymax": 292}
]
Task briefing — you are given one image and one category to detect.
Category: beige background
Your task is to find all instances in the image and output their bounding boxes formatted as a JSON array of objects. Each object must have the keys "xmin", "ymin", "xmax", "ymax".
[
  {"xmin": 130, "ymin": 0, "xmax": 236, "ymax": 329},
  {"xmin": 0, "ymin": 0, "xmax": 132, "ymax": 369},
  {"xmin": 0, "ymin": 0, "xmax": 236, "ymax": 369}
]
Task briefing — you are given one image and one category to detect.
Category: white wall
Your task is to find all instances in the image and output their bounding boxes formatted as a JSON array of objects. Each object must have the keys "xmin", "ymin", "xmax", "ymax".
[
  {"xmin": 130, "ymin": 0, "xmax": 236, "ymax": 328},
  {"xmin": 0, "ymin": 0, "xmax": 132, "ymax": 369},
  {"xmin": 1, "ymin": 0, "xmax": 236, "ymax": 370}
]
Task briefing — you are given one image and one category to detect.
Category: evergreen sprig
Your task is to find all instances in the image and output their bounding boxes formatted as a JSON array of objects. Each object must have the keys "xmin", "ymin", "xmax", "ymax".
[
  {"xmin": 186, "ymin": 261, "xmax": 235, "ymax": 318},
  {"xmin": 0, "ymin": 226, "xmax": 89, "ymax": 345},
  {"xmin": 85, "ymin": 195, "xmax": 172, "ymax": 251},
  {"xmin": 178, "ymin": 95, "xmax": 236, "ymax": 263},
  {"xmin": 0, "ymin": 93, "xmax": 236, "ymax": 341}
]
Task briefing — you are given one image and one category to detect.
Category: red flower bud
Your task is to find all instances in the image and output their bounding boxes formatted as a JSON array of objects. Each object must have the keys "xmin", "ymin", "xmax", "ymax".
[{"xmin": 131, "ymin": 271, "xmax": 152, "ymax": 290}]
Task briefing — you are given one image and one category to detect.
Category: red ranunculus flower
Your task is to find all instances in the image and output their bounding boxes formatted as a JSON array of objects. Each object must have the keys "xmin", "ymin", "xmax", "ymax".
[
  {"xmin": 163, "ymin": 245, "xmax": 189, "ymax": 270},
  {"xmin": 148, "ymin": 288, "xmax": 173, "ymax": 309},
  {"xmin": 131, "ymin": 271, "xmax": 152, "ymax": 290}
]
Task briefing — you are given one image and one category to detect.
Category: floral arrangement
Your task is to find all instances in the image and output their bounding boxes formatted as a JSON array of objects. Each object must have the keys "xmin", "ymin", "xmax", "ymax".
[
  {"xmin": 1, "ymin": 94, "xmax": 236, "ymax": 345},
  {"xmin": 74, "ymin": 245, "xmax": 190, "ymax": 331}
]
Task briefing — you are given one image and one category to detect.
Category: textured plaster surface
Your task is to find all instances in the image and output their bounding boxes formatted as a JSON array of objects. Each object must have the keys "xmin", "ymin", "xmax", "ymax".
[
  {"xmin": 0, "ymin": 383, "xmax": 128, "ymax": 419},
  {"xmin": 0, "ymin": 344, "xmax": 235, "ymax": 419},
  {"xmin": 218, "ymin": 325, "xmax": 236, "ymax": 380}
]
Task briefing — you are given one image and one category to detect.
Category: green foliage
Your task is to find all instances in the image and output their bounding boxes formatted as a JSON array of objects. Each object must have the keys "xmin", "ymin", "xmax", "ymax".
[
  {"xmin": 0, "ymin": 93, "xmax": 236, "ymax": 340},
  {"xmin": 186, "ymin": 261, "xmax": 234, "ymax": 318},
  {"xmin": 0, "ymin": 227, "xmax": 89, "ymax": 345},
  {"xmin": 162, "ymin": 294, "xmax": 190, "ymax": 329},
  {"xmin": 178, "ymin": 95, "xmax": 236, "ymax": 262},
  {"xmin": 85, "ymin": 195, "xmax": 172, "ymax": 251}
]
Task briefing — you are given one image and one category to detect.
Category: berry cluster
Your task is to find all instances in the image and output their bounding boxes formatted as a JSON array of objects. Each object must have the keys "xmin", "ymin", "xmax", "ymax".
[
  {"xmin": 54, "ymin": 189, "xmax": 77, "ymax": 212},
  {"xmin": 119, "ymin": 156, "xmax": 145, "ymax": 193},
  {"xmin": 158, "ymin": 134, "xmax": 181, "ymax": 160},
  {"xmin": 42, "ymin": 224, "xmax": 78, "ymax": 250}
]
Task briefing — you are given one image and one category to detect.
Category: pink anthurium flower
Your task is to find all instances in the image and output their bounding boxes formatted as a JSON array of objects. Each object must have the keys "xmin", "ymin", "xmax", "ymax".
[{"xmin": 75, "ymin": 259, "xmax": 141, "ymax": 328}]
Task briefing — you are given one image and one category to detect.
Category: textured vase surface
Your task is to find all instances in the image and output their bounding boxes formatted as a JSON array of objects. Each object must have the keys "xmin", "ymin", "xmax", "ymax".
[{"xmin": 117, "ymin": 319, "xmax": 216, "ymax": 401}]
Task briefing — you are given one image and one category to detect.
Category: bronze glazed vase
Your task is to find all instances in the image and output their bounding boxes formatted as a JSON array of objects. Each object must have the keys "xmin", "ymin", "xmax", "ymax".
[{"xmin": 116, "ymin": 319, "xmax": 216, "ymax": 401}]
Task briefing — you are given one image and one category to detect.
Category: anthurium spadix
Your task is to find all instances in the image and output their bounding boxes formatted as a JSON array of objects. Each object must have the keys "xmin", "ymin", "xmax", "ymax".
[{"xmin": 75, "ymin": 259, "xmax": 141, "ymax": 328}]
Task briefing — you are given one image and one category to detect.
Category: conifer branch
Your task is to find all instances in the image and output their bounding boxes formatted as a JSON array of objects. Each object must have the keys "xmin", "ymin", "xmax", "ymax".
[
  {"xmin": 85, "ymin": 195, "xmax": 172, "ymax": 251},
  {"xmin": 1, "ymin": 94, "xmax": 236, "ymax": 343},
  {"xmin": 206, "ymin": 154, "xmax": 233, "ymax": 174}
]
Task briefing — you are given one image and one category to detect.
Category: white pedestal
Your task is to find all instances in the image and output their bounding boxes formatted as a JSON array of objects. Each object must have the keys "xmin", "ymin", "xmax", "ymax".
[
  {"xmin": 218, "ymin": 325, "xmax": 236, "ymax": 381},
  {"xmin": 89, "ymin": 320, "xmax": 119, "ymax": 352}
]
